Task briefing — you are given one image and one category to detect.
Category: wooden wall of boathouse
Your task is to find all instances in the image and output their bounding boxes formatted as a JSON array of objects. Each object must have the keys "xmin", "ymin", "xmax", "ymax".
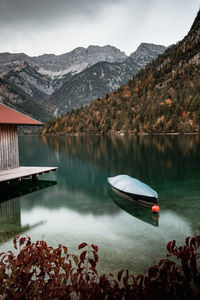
[{"xmin": 0, "ymin": 125, "xmax": 19, "ymax": 171}]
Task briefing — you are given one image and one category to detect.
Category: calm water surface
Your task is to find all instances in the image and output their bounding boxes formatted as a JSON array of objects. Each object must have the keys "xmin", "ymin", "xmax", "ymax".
[{"xmin": 1, "ymin": 135, "xmax": 200, "ymax": 275}]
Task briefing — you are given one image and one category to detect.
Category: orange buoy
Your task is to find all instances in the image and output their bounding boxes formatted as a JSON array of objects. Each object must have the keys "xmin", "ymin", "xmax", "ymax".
[{"xmin": 152, "ymin": 204, "xmax": 160, "ymax": 213}]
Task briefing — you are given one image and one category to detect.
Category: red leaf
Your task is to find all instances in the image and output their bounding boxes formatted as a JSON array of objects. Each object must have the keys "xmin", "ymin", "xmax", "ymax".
[
  {"xmin": 89, "ymin": 258, "xmax": 96, "ymax": 268},
  {"xmin": 149, "ymin": 266, "xmax": 159, "ymax": 278},
  {"xmin": 92, "ymin": 251, "xmax": 98, "ymax": 263},
  {"xmin": 78, "ymin": 243, "xmax": 87, "ymax": 249},
  {"xmin": 190, "ymin": 237, "xmax": 197, "ymax": 248},
  {"xmin": 91, "ymin": 244, "xmax": 98, "ymax": 252},
  {"xmin": 80, "ymin": 251, "xmax": 87, "ymax": 263},
  {"xmin": 63, "ymin": 246, "xmax": 68, "ymax": 255},
  {"xmin": 126, "ymin": 269, "xmax": 129, "ymax": 277},
  {"xmin": 13, "ymin": 235, "xmax": 20, "ymax": 250},
  {"xmin": 171, "ymin": 240, "xmax": 176, "ymax": 251},
  {"xmin": 185, "ymin": 236, "xmax": 190, "ymax": 246},
  {"xmin": 117, "ymin": 270, "xmax": 124, "ymax": 282},
  {"xmin": 72, "ymin": 255, "xmax": 78, "ymax": 265},
  {"xmin": 123, "ymin": 276, "xmax": 128, "ymax": 287},
  {"xmin": 86, "ymin": 273, "xmax": 90, "ymax": 281},
  {"xmin": 19, "ymin": 237, "xmax": 26, "ymax": 247},
  {"xmin": 167, "ymin": 241, "xmax": 172, "ymax": 252}
]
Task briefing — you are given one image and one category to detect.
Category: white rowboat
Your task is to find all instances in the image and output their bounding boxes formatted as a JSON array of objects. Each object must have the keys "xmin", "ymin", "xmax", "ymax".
[{"xmin": 107, "ymin": 175, "xmax": 158, "ymax": 206}]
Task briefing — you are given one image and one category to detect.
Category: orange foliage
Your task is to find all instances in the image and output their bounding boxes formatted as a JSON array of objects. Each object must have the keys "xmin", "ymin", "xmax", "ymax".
[
  {"xmin": 121, "ymin": 85, "xmax": 131, "ymax": 98},
  {"xmin": 165, "ymin": 99, "xmax": 172, "ymax": 106},
  {"xmin": 134, "ymin": 87, "xmax": 139, "ymax": 94},
  {"xmin": 67, "ymin": 126, "xmax": 72, "ymax": 133}
]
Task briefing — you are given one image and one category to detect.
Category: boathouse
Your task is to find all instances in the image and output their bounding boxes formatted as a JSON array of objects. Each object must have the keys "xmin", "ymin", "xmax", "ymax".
[{"xmin": 0, "ymin": 103, "xmax": 57, "ymax": 183}]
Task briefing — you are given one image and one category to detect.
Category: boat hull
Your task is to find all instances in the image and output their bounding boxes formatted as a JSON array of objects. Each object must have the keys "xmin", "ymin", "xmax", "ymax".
[{"xmin": 111, "ymin": 186, "xmax": 158, "ymax": 208}]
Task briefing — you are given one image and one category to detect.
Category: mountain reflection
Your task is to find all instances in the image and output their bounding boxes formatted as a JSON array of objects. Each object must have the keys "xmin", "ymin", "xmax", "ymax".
[{"xmin": 40, "ymin": 134, "xmax": 200, "ymax": 186}]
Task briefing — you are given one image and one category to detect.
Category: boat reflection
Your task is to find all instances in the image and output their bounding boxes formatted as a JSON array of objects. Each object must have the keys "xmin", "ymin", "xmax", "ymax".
[
  {"xmin": 111, "ymin": 191, "xmax": 159, "ymax": 227},
  {"xmin": 1, "ymin": 179, "xmax": 57, "ymax": 202}
]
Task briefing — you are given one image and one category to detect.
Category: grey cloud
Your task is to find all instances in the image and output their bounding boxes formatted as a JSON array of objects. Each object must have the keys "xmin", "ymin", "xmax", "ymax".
[
  {"xmin": 0, "ymin": 0, "xmax": 122, "ymax": 27},
  {"xmin": 0, "ymin": 0, "xmax": 198, "ymax": 56}
]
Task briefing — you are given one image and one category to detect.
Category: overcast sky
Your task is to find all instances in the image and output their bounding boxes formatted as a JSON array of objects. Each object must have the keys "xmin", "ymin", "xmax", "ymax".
[{"xmin": 0, "ymin": 0, "xmax": 199, "ymax": 56}]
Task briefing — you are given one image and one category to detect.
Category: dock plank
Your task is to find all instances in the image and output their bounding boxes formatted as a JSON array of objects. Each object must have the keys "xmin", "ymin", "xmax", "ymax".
[{"xmin": 0, "ymin": 166, "xmax": 58, "ymax": 183}]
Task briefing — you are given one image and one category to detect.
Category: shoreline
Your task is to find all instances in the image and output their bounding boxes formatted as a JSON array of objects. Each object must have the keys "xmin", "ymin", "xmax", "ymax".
[{"xmin": 35, "ymin": 132, "xmax": 200, "ymax": 137}]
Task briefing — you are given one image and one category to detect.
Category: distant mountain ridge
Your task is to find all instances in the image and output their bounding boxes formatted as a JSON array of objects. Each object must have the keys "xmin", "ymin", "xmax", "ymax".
[
  {"xmin": 130, "ymin": 43, "xmax": 167, "ymax": 67},
  {"xmin": 50, "ymin": 44, "xmax": 166, "ymax": 115},
  {"xmin": 0, "ymin": 45, "xmax": 127, "ymax": 74},
  {"xmin": 0, "ymin": 43, "xmax": 166, "ymax": 121},
  {"xmin": 41, "ymin": 10, "xmax": 200, "ymax": 135}
]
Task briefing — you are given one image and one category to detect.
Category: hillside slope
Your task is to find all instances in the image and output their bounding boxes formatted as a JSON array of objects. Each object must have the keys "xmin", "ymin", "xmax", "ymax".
[{"xmin": 41, "ymin": 11, "xmax": 200, "ymax": 135}]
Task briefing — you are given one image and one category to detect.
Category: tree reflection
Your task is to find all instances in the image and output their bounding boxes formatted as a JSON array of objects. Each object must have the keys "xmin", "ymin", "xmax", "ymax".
[{"xmin": 41, "ymin": 135, "xmax": 200, "ymax": 185}]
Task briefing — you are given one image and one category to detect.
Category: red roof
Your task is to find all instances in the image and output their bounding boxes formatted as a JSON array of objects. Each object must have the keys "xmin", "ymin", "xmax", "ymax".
[{"xmin": 0, "ymin": 103, "xmax": 43, "ymax": 126}]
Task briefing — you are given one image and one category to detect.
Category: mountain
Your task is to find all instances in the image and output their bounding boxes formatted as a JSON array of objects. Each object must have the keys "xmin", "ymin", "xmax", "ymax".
[
  {"xmin": 49, "ymin": 58, "xmax": 137, "ymax": 115},
  {"xmin": 50, "ymin": 44, "xmax": 166, "ymax": 115},
  {"xmin": 0, "ymin": 45, "xmax": 127, "ymax": 121},
  {"xmin": 35, "ymin": 45, "xmax": 127, "ymax": 73},
  {"xmin": 0, "ymin": 61, "xmax": 54, "ymax": 122},
  {"xmin": 41, "ymin": 10, "xmax": 200, "ymax": 135},
  {"xmin": 0, "ymin": 45, "xmax": 127, "ymax": 76},
  {"xmin": 2, "ymin": 61, "xmax": 53, "ymax": 98},
  {"xmin": 0, "ymin": 78, "xmax": 51, "ymax": 123},
  {"xmin": 130, "ymin": 43, "xmax": 166, "ymax": 67},
  {"xmin": 0, "ymin": 44, "xmax": 166, "ymax": 121}
]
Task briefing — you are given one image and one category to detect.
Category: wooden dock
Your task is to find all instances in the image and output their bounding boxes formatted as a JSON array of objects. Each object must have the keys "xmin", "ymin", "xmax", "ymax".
[{"xmin": 0, "ymin": 166, "xmax": 58, "ymax": 183}]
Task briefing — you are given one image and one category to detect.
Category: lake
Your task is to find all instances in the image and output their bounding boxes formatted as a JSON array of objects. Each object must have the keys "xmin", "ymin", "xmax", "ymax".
[{"xmin": 1, "ymin": 135, "xmax": 200, "ymax": 275}]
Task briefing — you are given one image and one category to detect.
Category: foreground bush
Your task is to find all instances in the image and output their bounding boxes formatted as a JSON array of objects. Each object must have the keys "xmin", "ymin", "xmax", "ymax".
[{"xmin": 0, "ymin": 232, "xmax": 200, "ymax": 299}]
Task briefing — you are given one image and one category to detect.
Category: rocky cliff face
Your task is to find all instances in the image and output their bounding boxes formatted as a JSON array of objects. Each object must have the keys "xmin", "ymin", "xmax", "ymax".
[
  {"xmin": 130, "ymin": 43, "xmax": 166, "ymax": 68},
  {"xmin": 0, "ymin": 78, "xmax": 51, "ymax": 122},
  {"xmin": 36, "ymin": 45, "xmax": 127, "ymax": 73},
  {"xmin": 0, "ymin": 43, "xmax": 166, "ymax": 121},
  {"xmin": 2, "ymin": 61, "xmax": 53, "ymax": 97},
  {"xmin": 0, "ymin": 45, "xmax": 127, "ymax": 74},
  {"xmin": 50, "ymin": 58, "xmax": 139, "ymax": 115}
]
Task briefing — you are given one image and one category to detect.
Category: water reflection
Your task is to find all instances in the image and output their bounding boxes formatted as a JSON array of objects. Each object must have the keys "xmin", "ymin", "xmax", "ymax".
[
  {"xmin": 0, "ymin": 180, "xmax": 56, "ymax": 243},
  {"xmin": 111, "ymin": 191, "xmax": 159, "ymax": 227},
  {"xmin": 37, "ymin": 135, "xmax": 200, "ymax": 231},
  {"xmin": 0, "ymin": 135, "xmax": 199, "ymax": 275},
  {"xmin": 20, "ymin": 184, "xmax": 119, "ymax": 216},
  {"xmin": 40, "ymin": 135, "xmax": 200, "ymax": 186},
  {"xmin": 0, "ymin": 198, "xmax": 44, "ymax": 244},
  {"xmin": 1, "ymin": 179, "xmax": 57, "ymax": 202}
]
